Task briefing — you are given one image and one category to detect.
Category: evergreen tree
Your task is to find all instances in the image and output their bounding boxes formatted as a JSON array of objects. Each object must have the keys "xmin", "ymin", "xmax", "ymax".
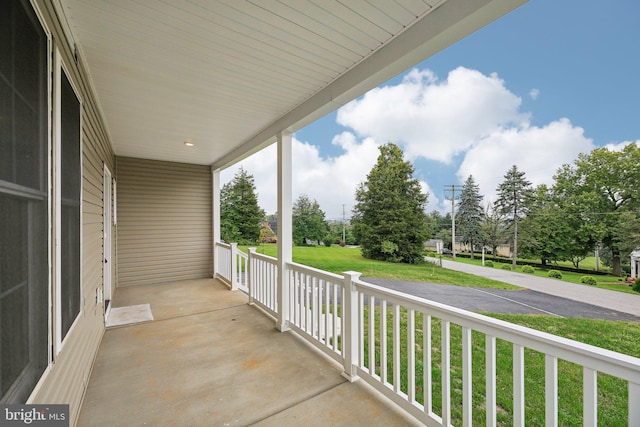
[
  {"xmin": 292, "ymin": 194, "xmax": 329, "ymax": 245},
  {"xmin": 220, "ymin": 167, "xmax": 264, "ymax": 243},
  {"xmin": 494, "ymin": 165, "xmax": 533, "ymax": 269},
  {"xmin": 352, "ymin": 143, "xmax": 429, "ymax": 263},
  {"xmin": 457, "ymin": 175, "xmax": 484, "ymax": 259}
]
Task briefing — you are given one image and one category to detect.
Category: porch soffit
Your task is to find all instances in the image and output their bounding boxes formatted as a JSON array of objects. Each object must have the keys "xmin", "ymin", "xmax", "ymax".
[{"xmin": 56, "ymin": 0, "xmax": 526, "ymax": 168}]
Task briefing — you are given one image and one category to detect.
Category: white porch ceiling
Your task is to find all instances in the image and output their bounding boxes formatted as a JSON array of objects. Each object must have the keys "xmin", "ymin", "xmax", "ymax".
[{"xmin": 57, "ymin": 0, "xmax": 526, "ymax": 168}]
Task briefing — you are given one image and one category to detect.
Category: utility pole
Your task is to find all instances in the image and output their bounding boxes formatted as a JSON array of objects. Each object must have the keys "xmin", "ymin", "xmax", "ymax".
[
  {"xmin": 342, "ymin": 204, "xmax": 346, "ymax": 244},
  {"xmin": 444, "ymin": 185, "xmax": 462, "ymax": 260}
]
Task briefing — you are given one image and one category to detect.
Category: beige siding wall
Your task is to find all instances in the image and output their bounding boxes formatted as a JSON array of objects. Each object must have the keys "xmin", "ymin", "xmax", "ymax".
[
  {"xmin": 116, "ymin": 157, "xmax": 212, "ymax": 287},
  {"xmin": 29, "ymin": 1, "xmax": 115, "ymax": 424}
]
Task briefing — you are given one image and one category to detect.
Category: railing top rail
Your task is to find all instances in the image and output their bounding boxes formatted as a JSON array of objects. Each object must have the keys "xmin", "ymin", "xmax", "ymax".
[
  {"xmin": 250, "ymin": 251, "xmax": 278, "ymax": 264},
  {"xmin": 288, "ymin": 261, "xmax": 343, "ymax": 284},
  {"xmin": 354, "ymin": 277, "xmax": 640, "ymax": 383},
  {"xmin": 216, "ymin": 241, "xmax": 232, "ymax": 249}
]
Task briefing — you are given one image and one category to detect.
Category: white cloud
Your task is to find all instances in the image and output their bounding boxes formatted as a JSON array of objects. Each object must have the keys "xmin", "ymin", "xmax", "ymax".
[
  {"xmin": 223, "ymin": 66, "xmax": 599, "ymax": 220},
  {"xmin": 529, "ymin": 88, "xmax": 540, "ymax": 100},
  {"xmin": 419, "ymin": 180, "xmax": 442, "ymax": 213},
  {"xmin": 457, "ymin": 118, "xmax": 595, "ymax": 205},
  {"xmin": 336, "ymin": 67, "xmax": 528, "ymax": 164},
  {"xmin": 603, "ymin": 140, "xmax": 640, "ymax": 152},
  {"xmin": 221, "ymin": 133, "xmax": 381, "ymax": 220}
]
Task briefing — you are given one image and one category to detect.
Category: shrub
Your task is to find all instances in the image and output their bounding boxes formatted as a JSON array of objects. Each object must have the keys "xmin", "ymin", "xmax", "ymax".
[
  {"xmin": 633, "ymin": 278, "xmax": 640, "ymax": 293},
  {"xmin": 580, "ymin": 275, "xmax": 597, "ymax": 286},
  {"xmin": 548, "ymin": 270, "xmax": 563, "ymax": 279},
  {"xmin": 484, "ymin": 261, "xmax": 493, "ymax": 268},
  {"xmin": 522, "ymin": 265, "xmax": 535, "ymax": 274},
  {"xmin": 501, "ymin": 264, "xmax": 512, "ymax": 271},
  {"xmin": 425, "ymin": 251, "xmax": 437, "ymax": 258}
]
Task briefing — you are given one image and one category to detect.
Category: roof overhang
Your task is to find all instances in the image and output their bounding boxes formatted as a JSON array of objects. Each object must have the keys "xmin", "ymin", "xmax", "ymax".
[{"xmin": 54, "ymin": 0, "xmax": 527, "ymax": 169}]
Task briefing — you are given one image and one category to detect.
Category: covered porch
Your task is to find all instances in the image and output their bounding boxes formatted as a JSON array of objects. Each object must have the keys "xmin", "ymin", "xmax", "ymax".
[
  {"xmin": 28, "ymin": 1, "xmax": 639, "ymax": 425},
  {"xmin": 78, "ymin": 278, "xmax": 419, "ymax": 426},
  {"xmin": 79, "ymin": 245, "xmax": 640, "ymax": 426}
]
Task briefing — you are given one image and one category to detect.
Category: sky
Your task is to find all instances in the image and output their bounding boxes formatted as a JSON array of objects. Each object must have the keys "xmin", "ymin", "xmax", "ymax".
[{"xmin": 222, "ymin": 1, "xmax": 640, "ymax": 221}]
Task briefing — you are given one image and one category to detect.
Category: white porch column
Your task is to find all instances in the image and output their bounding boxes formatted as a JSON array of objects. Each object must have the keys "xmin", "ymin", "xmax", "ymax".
[
  {"xmin": 230, "ymin": 242, "xmax": 238, "ymax": 290},
  {"xmin": 277, "ymin": 131, "xmax": 293, "ymax": 332},
  {"xmin": 248, "ymin": 247, "xmax": 257, "ymax": 305},
  {"xmin": 212, "ymin": 167, "xmax": 221, "ymax": 278},
  {"xmin": 342, "ymin": 271, "xmax": 361, "ymax": 382},
  {"xmin": 631, "ymin": 255, "xmax": 637, "ymax": 279}
]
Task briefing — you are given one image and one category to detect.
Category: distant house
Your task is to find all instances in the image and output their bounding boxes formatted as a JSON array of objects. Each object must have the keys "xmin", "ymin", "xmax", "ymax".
[
  {"xmin": 261, "ymin": 221, "xmax": 277, "ymax": 243},
  {"xmin": 455, "ymin": 237, "xmax": 511, "ymax": 257},
  {"xmin": 631, "ymin": 248, "xmax": 640, "ymax": 278},
  {"xmin": 425, "ymin": 239, "xmax": 444, "ymax": 254}
]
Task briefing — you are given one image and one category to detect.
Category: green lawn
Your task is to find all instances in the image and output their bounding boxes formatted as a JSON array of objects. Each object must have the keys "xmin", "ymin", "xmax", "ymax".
[
  {"xmin": 451, "ymin": 255, "xmax": 636, "ymax": 294},
  {"xmin": 247, "ymin": 244, "xmax": 519, "ymax": 289},
  {"xmin": 363, "ymin": 309, "xmax": 640, "ymax": 426}
]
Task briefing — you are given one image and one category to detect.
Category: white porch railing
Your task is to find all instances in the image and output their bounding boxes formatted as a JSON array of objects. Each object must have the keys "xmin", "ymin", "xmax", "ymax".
[
  {"xmin": 286, "ymin": 262, "xmax": 345, "ymax": 364},
  {"xmin": 247, "ymin": 248, "xmax": 278, "ymax": 318},
  {"xmin": 215, "ymin": 242, "xmax": 640, "ymax": 426},
  {"xmin": 215, "ymin": 242, "xmax": 232, "ymax": 285},
  {"xmin": 214, "ymin": 242, "xmax": 248, "ymax": 292}
]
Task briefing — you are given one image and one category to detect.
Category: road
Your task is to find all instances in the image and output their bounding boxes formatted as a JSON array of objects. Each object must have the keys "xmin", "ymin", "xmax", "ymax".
[{"xmin": 362, "ymin": 258, "xmax": 640, "ymax": 321}]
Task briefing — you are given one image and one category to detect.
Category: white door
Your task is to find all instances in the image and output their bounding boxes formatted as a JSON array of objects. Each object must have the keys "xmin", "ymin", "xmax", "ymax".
[{"xmin": 103, "ymin": 165, "xmax": 113, "ymax": 313}]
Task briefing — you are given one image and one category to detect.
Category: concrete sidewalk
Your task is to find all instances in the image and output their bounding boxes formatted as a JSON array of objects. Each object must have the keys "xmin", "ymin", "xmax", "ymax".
[{"xmin": 428, "ymin": 257, "xmax": 640, "ymax": 317}]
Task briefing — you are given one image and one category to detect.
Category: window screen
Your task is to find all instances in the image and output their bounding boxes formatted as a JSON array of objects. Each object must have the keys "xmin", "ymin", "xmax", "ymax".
[
  {"xmin": 0, "ymin": 0, "xmax": 49, "ymax": 403},
  {"xmin": 60, "ymin": 71, "xmax": 81, "ymax": 339}
]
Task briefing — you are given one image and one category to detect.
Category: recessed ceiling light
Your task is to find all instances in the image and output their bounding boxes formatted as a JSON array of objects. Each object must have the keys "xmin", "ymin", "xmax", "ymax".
[{"xmin": 184, "ymin": 139, "xmax": 194, "ymax": 147}]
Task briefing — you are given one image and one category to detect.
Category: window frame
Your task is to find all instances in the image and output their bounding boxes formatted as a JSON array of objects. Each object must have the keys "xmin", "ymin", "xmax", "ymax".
[
  {"xmin": 53, "ymin": 49, "xmax": 83, "ymax": 355},
  {"xmin": 0, "ymin": 0, "xmax": 53, "ymax": 403}
]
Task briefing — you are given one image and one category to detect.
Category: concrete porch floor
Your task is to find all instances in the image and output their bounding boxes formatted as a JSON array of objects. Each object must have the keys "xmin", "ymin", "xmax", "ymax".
[{"xmin": 77, "ymin": 279, "xmax": 420, "ymax": 426}]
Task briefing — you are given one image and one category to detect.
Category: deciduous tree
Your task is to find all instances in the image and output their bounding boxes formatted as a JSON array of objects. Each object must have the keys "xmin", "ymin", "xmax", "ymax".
[
  {"xmin": 553, "ymin": 143, "xmax": 640, "ymax": 275},
  {"xmin": 481, "ymin": 205, "xmax": 507, "ymax": 261},
  {"xmin": 292, "ymin": 195, "xmax": 329, "ymax": 245}
]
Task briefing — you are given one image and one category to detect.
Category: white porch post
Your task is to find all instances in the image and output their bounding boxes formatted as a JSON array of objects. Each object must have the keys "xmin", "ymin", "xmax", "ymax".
[
  {"xmin": 630, "ymin": 382, "xmax": 640, "ymax": 425},
  {"xmin": 277, "ymin": 131, "xmax": 293, "ymax": 331},
  {"xmin": 212, "ymin": 167, "xmax": 221, "ymax": 278},
  {"xmin": 248, "ymin": 247, "xmax": 256, "ymax": 305},
  {"xmin": 342, "ymin": 271, "xmax": 361, "ymax": 382},
  {"xmin": 631, "ymin": 254, "xmax": 637, "ymax": 279},
  {"xmin": 230, "ymin": 242, "xmax": 238, "ymax": 290}
]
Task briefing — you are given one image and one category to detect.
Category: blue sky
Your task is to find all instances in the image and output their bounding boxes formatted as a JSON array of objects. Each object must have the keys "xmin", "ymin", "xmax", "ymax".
[{"xmin": 223, "ymin": 1, "xmax": 640, "ymax": 220}]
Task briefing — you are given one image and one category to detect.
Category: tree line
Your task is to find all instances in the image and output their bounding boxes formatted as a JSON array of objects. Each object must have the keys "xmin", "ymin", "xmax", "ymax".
[
  {"xmin": 220, "ymin": 167, "xmax": 336, "ymax": 247},
  {"xmin": 221, "ymin": 143, "xmax": 640, "ymax": 276},
  {"xmin": 440, "ymin": 143, "xmax": 640, "ymax": 276}
]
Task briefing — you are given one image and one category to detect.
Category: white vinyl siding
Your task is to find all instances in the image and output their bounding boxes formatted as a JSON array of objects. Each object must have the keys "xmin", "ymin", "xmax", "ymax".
[{"xmin": 116, "ymin": 157, "xmax": 212, "ymax": 287}]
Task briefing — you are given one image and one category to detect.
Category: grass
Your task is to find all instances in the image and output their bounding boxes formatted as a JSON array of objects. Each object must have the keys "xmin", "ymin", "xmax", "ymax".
[
  {"xmin": 362, "ymin": 308, "xmax": 640, "ymax": 426},
  {"xmin": 247, "ymin": 244, "xmax": 519, "ymax": 289},
  {"xmin": 452, "ymin": 256, "xmax": 636, "ymax": 294}
]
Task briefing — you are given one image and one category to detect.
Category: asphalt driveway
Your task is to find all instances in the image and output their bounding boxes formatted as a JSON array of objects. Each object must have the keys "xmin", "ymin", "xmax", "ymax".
[{"xmin": 364, "ymin": 277, "xmax": 640, "ymax": 322}]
